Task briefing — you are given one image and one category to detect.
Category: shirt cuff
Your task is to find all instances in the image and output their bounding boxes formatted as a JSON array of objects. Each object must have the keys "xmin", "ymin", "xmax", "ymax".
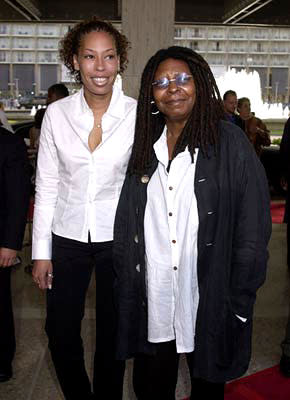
[{"xmin": 32, "ymin": 238, "xmax": 52, "ymax": 260}]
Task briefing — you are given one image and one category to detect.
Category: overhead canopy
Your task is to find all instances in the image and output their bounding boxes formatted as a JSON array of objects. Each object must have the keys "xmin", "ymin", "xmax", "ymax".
[{"xmin": 0, "ymin": 0, "xmax": 289, "ymax": 25}]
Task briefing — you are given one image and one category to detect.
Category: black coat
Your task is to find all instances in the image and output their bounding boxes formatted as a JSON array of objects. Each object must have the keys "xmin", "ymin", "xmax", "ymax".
[
  {"xmin": 280, "ymin": 118, "xmax": 290, "ymax": 222},
  {"xmin": 113, "ymin": 120, "xmax": 271, "ymax": 383},
  {"xmin": 0, "ymin": 127, "xmax": 30, "ymax": 250}
]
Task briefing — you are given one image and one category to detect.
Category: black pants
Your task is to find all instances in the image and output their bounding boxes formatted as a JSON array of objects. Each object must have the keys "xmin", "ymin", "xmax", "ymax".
[
  {"xmin": 0, "ymin": 268, "xmax": 15, "ymax": 370},
  {"xmin": 45, "ymin": 234, "xmax": 125, "ymax": 400},
  {"xmin": 133, "ymin": 341, "xmax": 225, "ymax": 400}
]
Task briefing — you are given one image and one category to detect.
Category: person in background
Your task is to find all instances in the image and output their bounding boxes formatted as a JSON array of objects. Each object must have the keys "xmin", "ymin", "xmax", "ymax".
[
  {"xmin": 223, "ymin": 90, "xmax": 238, "ymax": 124},
  {"xmin": 0, "ymin": 102, "xmax": 13, "ymax": 133},
  {"xmin": 237, "ymin": 97, "xmax": 271, "ymax": 157},
  {"xmin": 29, "ymin": 84, "xmax": 69, "ymax": 149},
  {"xmin": 113, "ymin": 46, "xmax": 271, "ymax": 400},
  {"xmin": 279, "ymin": 117, "xmax": 290, "ymax": 377},
  {"xmin": 46, "ymin": 83, "xmax": 69, "ymax": 106},
  {"xmin": 32, "ymin": 17, "xmax": 136, "ymax": 400},
  {"xmin": 0, "ymin": 126, "xmax": 30, "ymax": 382}
]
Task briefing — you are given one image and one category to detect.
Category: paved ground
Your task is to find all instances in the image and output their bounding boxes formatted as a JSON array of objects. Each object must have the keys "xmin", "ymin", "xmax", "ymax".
[{"xmin": 0, "ymin": 222, "xmax": 289, "ymax": 399}]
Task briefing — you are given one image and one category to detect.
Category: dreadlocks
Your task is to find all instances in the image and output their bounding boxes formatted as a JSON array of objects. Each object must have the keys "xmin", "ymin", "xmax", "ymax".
[{"xmin": 128, "ymin": 46, "xmax": 225, "ymax": 176}]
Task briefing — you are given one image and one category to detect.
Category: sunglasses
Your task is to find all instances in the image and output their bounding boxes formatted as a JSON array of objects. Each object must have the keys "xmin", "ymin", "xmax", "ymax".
[{"xmin": 152, "ymin": 72, "xmax": 193, "ymax": 89}]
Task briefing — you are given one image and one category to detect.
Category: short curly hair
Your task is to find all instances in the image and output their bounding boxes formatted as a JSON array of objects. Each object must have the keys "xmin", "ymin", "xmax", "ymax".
[{"xmin": 59, "ymin": 17, "xmax": 130, "ymax": 83}]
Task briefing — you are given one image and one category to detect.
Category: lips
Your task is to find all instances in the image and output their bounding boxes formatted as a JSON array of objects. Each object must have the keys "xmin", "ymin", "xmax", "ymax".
[
  {"xmin": 165, "ymin": 98, "xmax": 186, "ymax": 106},
  {"xmin": 91, "ymin": 77, "xmax": 109, "ymax": 86}
]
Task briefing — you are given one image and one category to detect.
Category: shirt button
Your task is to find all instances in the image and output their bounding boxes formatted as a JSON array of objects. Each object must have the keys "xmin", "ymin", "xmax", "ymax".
[
  {"xmin": 141, "ymin": 175, "xmax": 149, "ymax": 184},
  {"xmin": 169, "ymin": 186, "xmax": 173, "ymax": 190},
  {"xmin": 173, "ymin": 266, "xmax": 178, "ymax": 271},
  {"xmin": 172, "ymin": 240, "xmax": 176, "ymax": 244},
  {"xmin": 169, "ymin": 212, "xmax": 173, "ymax": 216}
]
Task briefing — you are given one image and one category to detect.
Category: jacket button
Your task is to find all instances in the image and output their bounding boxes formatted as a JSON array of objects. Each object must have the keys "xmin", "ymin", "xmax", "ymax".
[
  {"xmin": 141, "ymin": 175, "xmax": 149, "ymax": 184},
  {"xmin": 207, "ymin": 211, "xmax": 214, "ymax": 215},
  {"xmin": 134, "ymin": 234, "xmax": 138, "ymax": 243},
  {"xmin": 136, "ymin": 264, "xmax": 140, "ymax": 272},
  {"xmin": 206, "ymin": 242, "xmax": 213, "ymax": 247}
]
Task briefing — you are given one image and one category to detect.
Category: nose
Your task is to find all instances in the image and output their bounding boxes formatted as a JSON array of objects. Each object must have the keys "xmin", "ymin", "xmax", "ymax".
[
  {"xmin": 95, "ymin": 56, "xmax": 105, "ymax": 71},
  {"xmin": 167, "ymin": 80, "xmax": 179, "ymax": 93}
]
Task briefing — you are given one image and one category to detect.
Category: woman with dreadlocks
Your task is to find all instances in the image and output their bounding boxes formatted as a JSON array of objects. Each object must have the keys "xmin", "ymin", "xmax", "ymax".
[{"xmin": 113, "ymin": 46, "xmax": 271, "ymax": 399}]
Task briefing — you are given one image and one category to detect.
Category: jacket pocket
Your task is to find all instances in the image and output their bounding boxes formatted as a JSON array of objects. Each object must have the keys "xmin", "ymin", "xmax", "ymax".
[{"xmin": 215, "ymin": 303, "xmax": 250, "ymax": 368}]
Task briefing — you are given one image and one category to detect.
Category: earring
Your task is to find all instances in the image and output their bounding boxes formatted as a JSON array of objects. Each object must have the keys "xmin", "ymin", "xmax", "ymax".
[{"xmin": 151, "ymin": 100, "xmax": 160, "ymax": 115}]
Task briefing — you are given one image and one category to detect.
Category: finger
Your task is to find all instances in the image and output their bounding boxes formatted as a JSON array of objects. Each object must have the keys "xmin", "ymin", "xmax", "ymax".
[
  {"xmin": 1, "ymin": 257, "xmax": 10, "ymax": 267},
  {"xmin": 38, "ymin": 275, "xmax": 48, "ymax": 290}
]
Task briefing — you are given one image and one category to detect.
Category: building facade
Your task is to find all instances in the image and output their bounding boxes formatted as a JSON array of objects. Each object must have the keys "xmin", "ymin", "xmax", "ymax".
[{"xmin": 0, "ymin": 22, "xmax": 290, "ymax": 103}]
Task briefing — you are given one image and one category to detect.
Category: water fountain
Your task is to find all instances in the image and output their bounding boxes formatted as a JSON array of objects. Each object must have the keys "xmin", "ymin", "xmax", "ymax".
[{"xmin": 216, "ymin": 68, "xmax": 289, "ymax": 120}]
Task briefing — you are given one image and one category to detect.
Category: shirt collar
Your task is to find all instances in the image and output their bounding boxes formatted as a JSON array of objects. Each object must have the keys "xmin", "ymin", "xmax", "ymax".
[
  {"xmin": 78, "ymin": 84, "xmax": 125, "ymax": 119},
  {"xmin": 153, "ymin": 126, "xmax": 190, "ymax": 168}
]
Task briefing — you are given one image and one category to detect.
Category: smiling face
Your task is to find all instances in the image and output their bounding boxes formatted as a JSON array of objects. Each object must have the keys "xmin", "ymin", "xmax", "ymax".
[
  {"xmin": 152, "ymin": 58, "xmax": 196, "ymax": 124},
  {"xmin": 73, "ymin": 30, "xmax": 119, "ymax": 104}
]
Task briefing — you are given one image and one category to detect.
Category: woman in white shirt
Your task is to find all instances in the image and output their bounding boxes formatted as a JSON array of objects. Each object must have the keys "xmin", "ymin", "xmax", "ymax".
[
  {"xmin": 32, "ymin": 18, "xmax": 136, "ymax": 400},
  {"xmin": 113, "ymin": 46, "xmax": 271, "ymax": 399}
]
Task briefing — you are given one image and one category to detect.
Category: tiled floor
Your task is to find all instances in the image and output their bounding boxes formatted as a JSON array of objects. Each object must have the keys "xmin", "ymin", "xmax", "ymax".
[{"xmin": 0, "ymin": 223, "xmax": 289, "ymax": 399}]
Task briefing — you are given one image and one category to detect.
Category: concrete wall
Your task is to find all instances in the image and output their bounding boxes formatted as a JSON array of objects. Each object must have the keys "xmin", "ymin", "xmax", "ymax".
[{"xmin": 122, "ymin": 0, "xmax": 175, "ymax": 99}]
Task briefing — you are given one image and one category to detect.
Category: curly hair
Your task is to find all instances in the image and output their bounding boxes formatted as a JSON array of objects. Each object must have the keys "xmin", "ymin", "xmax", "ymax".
[
  {"xmin": 128, "ymin": 46, "xmax": 225, "ymax": 176},
  {"xmin": 59, "ymin": 16, "xmax": 130, "ymax": 83}
]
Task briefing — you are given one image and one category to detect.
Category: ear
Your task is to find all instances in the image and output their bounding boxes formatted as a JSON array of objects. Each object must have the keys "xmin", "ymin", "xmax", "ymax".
[{"xmin": 73, "ymin": 54, "xmax": 80, "ymax": 71}]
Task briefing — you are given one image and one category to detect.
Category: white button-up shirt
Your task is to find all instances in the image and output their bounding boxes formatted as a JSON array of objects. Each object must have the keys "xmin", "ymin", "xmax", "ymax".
[
  {"xmin": 144, "ymin": 127, "xmax": 199, "ymax": 353},
  {"xmin": 32, "ymin": 85, "xmax": 136, "ymax": 260}
]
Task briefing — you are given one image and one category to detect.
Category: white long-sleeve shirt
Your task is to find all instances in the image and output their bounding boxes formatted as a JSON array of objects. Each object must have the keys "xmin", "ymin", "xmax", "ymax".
[
  {"xmin": 32, "ymin": 85, "xmax": 136, "ymax": 260},
  {"xmin": 144, "ymin": 127, "xmax": 199, "ymax": 353}
]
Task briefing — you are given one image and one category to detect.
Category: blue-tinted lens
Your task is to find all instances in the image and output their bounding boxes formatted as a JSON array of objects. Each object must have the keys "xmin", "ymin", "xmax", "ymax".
[
  {"xmin": 153, "ymin": 77, "xmax": 169, "ymax": 89},
  {"xmin": 175, "ymin": 73, "xmax": 191, "ymax": 85}
]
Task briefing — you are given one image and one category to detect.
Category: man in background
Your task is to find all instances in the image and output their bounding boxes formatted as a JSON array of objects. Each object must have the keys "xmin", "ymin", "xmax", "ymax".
[
  {"xmin": 0, "ymin": 126, "xmax": 30, "ymax": 382},
  {"xmin": 30, "ymin": 83, "xmax": 69, "ymax": 149},
  {"xmin": 223, "ymin": 90, "xmax": 238, "ymax": 124}
]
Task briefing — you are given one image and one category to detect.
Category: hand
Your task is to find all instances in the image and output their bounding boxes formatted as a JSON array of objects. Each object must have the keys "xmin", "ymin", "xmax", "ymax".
[
  {"xmin": 0, "ymin": 247, "xmax": 17, "ymax": 267},
  {"xmin": 32, "ymin": 260, "xmax": 53, "ymax": 290}
]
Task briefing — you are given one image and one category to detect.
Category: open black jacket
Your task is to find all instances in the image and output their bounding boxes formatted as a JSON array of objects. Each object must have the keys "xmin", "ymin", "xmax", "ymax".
[
  {"xmin": 113, "ymin": 120, "xmax": 271, "ymax": 383},
  {"xmin": 0, "ymin": 127, "xmax": 30, "ymax": 250}
]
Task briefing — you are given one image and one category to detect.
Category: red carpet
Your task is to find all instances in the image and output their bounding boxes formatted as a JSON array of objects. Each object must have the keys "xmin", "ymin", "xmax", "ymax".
[
  {"xmin": 182, "ymin": 365, "xmax": 290, "ymax": 400},
  {"xmin": 271, "ymin": 202, "xmax": 285, "ymax": 224}
]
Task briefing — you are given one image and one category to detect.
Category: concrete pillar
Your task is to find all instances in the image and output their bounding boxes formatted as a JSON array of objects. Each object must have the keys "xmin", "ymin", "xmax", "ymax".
[{"xmin": 122, "ymin": 0, "xmax": 175, "ymax": 98}]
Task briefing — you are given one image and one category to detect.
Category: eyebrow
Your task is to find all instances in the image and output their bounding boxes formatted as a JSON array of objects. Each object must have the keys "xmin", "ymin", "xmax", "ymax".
[{"xmin": 83, "ymin": 48, "xmax": 115, "ymax": 52}]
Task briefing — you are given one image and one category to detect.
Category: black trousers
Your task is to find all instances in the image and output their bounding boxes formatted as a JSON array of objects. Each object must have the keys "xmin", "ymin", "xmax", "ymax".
[
  {"xmin": 0, "ymin": 268, "xmax": 15, "ymax": 369},
  {"xmin": 45, "ymin": 234, "xmax": 125, "ymax": 400},
  {"xmin": 133, "ymin": 340, "xmax": 225, "ymax": 400}
]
